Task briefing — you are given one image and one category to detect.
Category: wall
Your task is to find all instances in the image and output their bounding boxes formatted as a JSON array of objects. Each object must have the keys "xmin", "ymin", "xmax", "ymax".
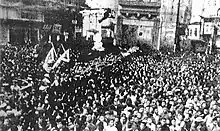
[
  {"xmin": 120, "ymin": 17, "xmax": 159, "ymax": 48},
  {"xmin": 81, "ymin": 9, "xmax": 104, "ymax": 40},
  {"xmin": 203, "ymin": 0, "xmax": 220, "ymax": 17},
  {"xmin": 216, "ymin": 36, "xmax": 220, "ymax": 48},
  {"xmin": 0, "ymin": 0, "xmax": 46, "ymax": 44},
  {"xmin": 190, "ymin": 0, "xmax": 204, "ymax": 23},
  {"xmin": 160, "ymin": 0, "xmax": 192, "ymax": 46},
  {"xmin": 0, "ymin": 20, "xmax": 9, "ymax": 44}
]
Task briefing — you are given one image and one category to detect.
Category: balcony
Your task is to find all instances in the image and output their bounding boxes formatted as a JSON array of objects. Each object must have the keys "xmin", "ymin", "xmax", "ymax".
[
  {"xmin": 2, "ymin": 0, "xmax": 44, "ymax": 6},
  {"xmin": 0, "ymin": 0, "xmax": 76, "ymax": 11},
  {"xmin": 0, "ymin": 6, "xmax": 44, "ymax": 23},
  {"xmin": 119, "ymin": 0, "xmax": 161, "ymax": 8}
]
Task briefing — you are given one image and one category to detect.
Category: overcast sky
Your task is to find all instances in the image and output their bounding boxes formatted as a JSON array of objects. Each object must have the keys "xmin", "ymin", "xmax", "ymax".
[{"xmin": 86, "ymin": 0, "xmax": 116, "ymax": 9}]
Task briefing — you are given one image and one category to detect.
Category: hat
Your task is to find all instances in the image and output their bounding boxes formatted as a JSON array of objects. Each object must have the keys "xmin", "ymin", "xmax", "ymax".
[
  {"xmin": 6, "ymin": 106, "xmax": 11, "ymax": 110},
  {"xmin": 105, "ymin": 111, "xmax": 111, "ymax": 115},
  {"xmin": 27, "ymin": 76, "xmax": 32, "ymax": 81},
  {"xmin": 141, "ymin": 119, "xmax": 148, "ymax": 124},
  {"xmin": 195, "ymin": 117, "xmax": 204, "ymax": 122},
  {"xmin": 0, "ymin": 110, "xmax": 6, "ymax": 117},
  {"xmin": 0, "ymin": 103, "xmax": 7, "ymax": 108},
  {"xmin": 2, "ymin": 83, "xmax": 9, "ymax": 87},
  {"xmin": 125, "ymin": 106, "xmax": 132, "ymax": 111},
  {"xmin": 39, "ymin": 85, "xmax": 48, "ymax": 91},
  {"xmin": 44, "ymin": 74, "xmax": 50, "ymax": 78}
]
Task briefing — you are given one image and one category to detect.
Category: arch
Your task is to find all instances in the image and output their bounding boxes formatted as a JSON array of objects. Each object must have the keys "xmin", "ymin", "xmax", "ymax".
[{"xmin": 217, "ymin": 8, "xmax": 220, "ymax": 16}]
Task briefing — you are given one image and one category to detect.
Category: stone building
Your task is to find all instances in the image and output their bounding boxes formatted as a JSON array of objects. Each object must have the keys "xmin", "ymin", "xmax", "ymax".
[
  {"xmin": 118, "ymin": 0, "xmax": 161, "ymax": 48},
  {"xmin": 160, "ymin": 0, "xmax": 192, "ymax": 45},
  {"xmin": 0, "ymin": 0, "xmax": 82, "ymax": 45}
]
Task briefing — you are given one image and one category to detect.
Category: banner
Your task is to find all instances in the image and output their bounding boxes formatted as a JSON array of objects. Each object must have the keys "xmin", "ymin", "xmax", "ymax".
[
  {"xmin": 43, "ymin": 24, "xmax": 53, "ymax": 31},
  {"xmin": 43, "ymin": 46, "xmax": 57, "ymax": 72},
  {"xmin": 52, "ymin": 24, "xmax": 62, "ymax": 34}
]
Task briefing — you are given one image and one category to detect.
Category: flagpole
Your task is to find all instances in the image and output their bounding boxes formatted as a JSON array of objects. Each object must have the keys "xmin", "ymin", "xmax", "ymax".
[
  {"xmin": 61, "ymin": 44, "xmax": 66, "ymax": 52},
  {"xmin": 50, "ymin": 42, "xmax": 58, "ymax": 57},
  {"xmin": 174, "ymin": 0, "xmax": 181, "ymax": 52}
]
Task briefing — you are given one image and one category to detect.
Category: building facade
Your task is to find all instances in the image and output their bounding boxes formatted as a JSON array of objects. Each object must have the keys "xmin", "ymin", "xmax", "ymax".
[
  {"xmin": 81, "ymin": 0, "xmax": 161, "ymax": 49},
  {"xmin": 202, "ymin": 0, "xmax": 220, "ymax": 17},
  {"xmin": 0, "ymin": 0, "xmax": 43, "ymax": 44},
  {"xmin": 189, "ymin": 0, "xmax": 220, "ymax": 52},
  {"xmin": 118, "ymin": 0, "xmax": 161, "ymax": 48},
  {"xmin": 0, "ymin": 0, "xmax": 81, "ymax": 45},
  {"xmin": 187, "ymin": 22, "xmax": 200, "ymax": 40},
  {"xmin": 160, "ymin": 0, "xmax": 192, "ymax": 45}
]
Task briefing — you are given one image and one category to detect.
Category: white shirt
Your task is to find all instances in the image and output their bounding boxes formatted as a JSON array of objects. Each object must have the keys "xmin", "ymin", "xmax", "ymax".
[{"xmin": 104, "ymin": 126, "xmax": 118, "ymax": 131}]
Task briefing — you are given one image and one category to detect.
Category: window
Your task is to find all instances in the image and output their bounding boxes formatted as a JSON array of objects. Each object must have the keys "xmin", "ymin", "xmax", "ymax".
[
  {"xmin": 217, "ymin": 8, "xmax": 220, "ymax": 16},
  {"xmin": 190, "ymin": 29, "xmax": 192, "ymax": 36},
  {"xmin": 194, "ymin": 28, "xmax": 197, "ymax": 36},
  {"xmin": 213, "ymin": 0, "xmax": 217, "ymax": 6},
  {"xmin": 21, "ymin": 11, "xmax": 38, "ymax": 20},
  {"xmin": 6, "ymin": 0, "xmax": 20, "ymax": 3}
]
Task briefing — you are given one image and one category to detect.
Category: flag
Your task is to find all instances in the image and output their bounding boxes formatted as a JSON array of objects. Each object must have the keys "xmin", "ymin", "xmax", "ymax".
[
  {"xmin": 43, "ymin": 46, "xmax": 57, "ymax": 72},
  {"xmin": 52, "ymin": 24, "xmax": 62, "ymax": 34},
  {"xmin": 52, "ymin": 49, "xmax": 70, "ymax": 69},
  {"xmin": 46, "ymin": 46, "xmax": 57, "ymax": 63},
  {"xmin": 61, "ymin": 49, "xmax": 70, "ymax": 62}
]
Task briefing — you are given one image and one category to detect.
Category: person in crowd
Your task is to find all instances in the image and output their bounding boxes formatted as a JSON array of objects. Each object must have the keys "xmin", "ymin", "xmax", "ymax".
[
  {"xmin": 140, "ymin": 120, "xmax": 151, "ymax": 131},
  {"xmin": 105, "ymin": 119, "xmax": 118, "ymax": 131},
  {"xmin": 158, "ymin": 118, "xmax": 170, "ymax": 131},
  {"xmin": 1, "ymin": 42, "xmax": 220, "ymax": 131}
]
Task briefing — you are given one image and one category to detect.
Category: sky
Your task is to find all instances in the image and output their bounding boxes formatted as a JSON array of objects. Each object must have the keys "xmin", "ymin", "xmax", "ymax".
[{"xmin": 85, "ymin": 0, "xmax": 116, "ymax": 9}]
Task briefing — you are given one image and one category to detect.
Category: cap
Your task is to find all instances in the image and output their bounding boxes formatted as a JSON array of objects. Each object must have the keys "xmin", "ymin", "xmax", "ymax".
[
  {"xmin": 195, "ymin": 117, "xmax": 204, "ymax": 122},
  {"xmin": 44, "ymin": 74, "xmax": 50, "ymax": 78},
  {"xmin": 141, "ymin": 119, "xmax": 147, "ymax": 124}
]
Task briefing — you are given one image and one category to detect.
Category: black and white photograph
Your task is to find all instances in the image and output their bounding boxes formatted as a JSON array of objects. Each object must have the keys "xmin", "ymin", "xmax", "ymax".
[{"xmin": 1, "ymin": 0, "xmax": 220, "ymax": 131}]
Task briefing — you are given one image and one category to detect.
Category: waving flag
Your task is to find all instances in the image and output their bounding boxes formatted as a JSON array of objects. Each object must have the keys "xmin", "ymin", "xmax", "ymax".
[
  {"xmin": 61, "ymin": 49, "xmax": 70, "ymax": 62},
  {"xmin": 52, "ymin": 49, "xmax": 70, "ymax": 69},
  {"xmin": 43, "ymin": 46, "xmax": 57, "ymax": 72}
]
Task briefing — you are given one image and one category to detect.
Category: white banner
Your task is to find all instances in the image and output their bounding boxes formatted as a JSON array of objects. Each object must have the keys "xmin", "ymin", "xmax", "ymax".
[{"xmin": 52, "ymin": 24, "xmax": 62, "ymax": 34}]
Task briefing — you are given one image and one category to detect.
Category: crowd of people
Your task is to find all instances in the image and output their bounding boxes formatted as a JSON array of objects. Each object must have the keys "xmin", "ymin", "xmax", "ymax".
[{"xmin": 1, "ymin": 43, "xmax": 220, "ymax": 131}]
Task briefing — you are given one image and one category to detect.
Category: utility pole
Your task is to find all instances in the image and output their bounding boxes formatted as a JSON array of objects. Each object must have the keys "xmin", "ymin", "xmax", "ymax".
[
  {"xmin": 174, "ymin": 0, "xmax": 181, "ymax": 52},
  {"xmin": 157, "ymin": 0, "xmax": 163, "ymax": 51},
  {"xmin": 157, "ymin": 16, "xmax": 163, "ymax": 50}
]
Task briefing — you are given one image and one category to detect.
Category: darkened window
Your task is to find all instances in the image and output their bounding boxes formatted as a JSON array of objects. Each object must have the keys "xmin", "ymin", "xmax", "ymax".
[
  {"xmin": 190, "ymin": 29, "xmax": 192, "ymax": 36},
  {"xmin": 6, "ymin": 0, "xmax": 20, "ymax": 3},
  {"xmin": 194, "ymin": 28, "xmax": 197, "ymax": 36},
  {"xmin": 21, "ymin": 11, "xmax": 38, "ymax": 20}
]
